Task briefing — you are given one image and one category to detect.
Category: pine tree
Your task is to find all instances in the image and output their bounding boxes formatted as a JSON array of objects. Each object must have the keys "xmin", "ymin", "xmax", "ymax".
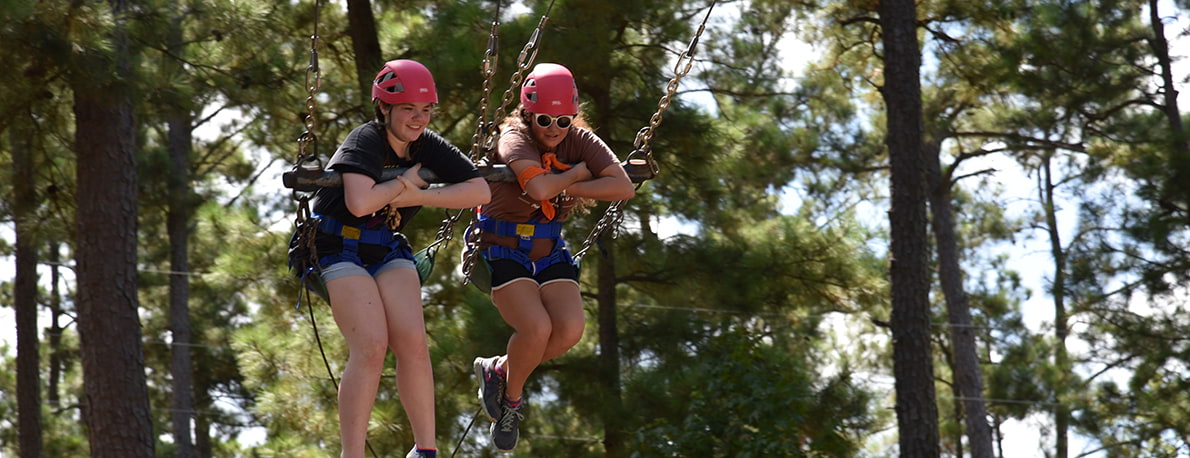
[
  {"xmin": 71, "ymin": 0, "xmax": 155, "ymax": 453},
  {"xmin": 879, "ymin": 0, "xmax": 940, "ymax": 455}
]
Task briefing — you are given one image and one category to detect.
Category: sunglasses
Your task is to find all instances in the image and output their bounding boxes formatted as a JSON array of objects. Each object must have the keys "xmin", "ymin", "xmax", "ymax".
[{"xmin": 533, "ymin": 113, "xmax": 574, "ymax": 129}]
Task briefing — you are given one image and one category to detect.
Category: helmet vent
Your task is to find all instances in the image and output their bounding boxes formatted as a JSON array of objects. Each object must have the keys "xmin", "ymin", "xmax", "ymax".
[{"xmin": 378, "ymin": 73, "xmax": 404, "ymax": 93}]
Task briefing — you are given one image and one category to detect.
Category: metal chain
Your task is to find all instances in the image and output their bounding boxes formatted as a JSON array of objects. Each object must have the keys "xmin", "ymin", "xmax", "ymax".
[
  {"xmin": 572, "ymin": 1, "xmax": 716, "ymax": 264},
  {"xmin": 571, "ymin": 196, "xmax": 630, "ymax": 262},
  {"xmin": 461, "ymin": 0, "xmax": 557, "ymax": 283},
  {"xmin": 292, "ymin": 0, "xmax": 323, "ymax": 176},
  {"xmin": 480, "ymin": 0, "xmax": 557, "ymax": 153},
  {"xmin": 422, "ymin": 1, "xmax": 503, "ymax": 276},
  {"xmin": 469, "ymin": 11, "xmax": 500, "ymax": 163},
  {"xmin": 291, "ymin": 0, "xmax": 324, "ymax": 269}
]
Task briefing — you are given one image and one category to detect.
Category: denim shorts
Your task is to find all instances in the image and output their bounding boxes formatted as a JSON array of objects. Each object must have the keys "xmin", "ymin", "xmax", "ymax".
[{"xmin": 320, "ymin": 258, "xmax": 416, "ymax": 283}]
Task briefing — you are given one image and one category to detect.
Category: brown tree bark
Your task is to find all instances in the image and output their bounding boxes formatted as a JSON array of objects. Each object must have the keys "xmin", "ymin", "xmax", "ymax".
[
  {"xmin": 345, "ymin": 0, "xmax": 384, "ymax": 102},
  {"xmin": 879, "ymin": 0, "xmax": 940, "ymax": 455},
  {"xmin": 925, "ymin": 140, "xmax": 994, "ymax": 458},
  {"xmin": 72, "ymin": 0, "xmax": 155, "ymax": 454},
  {"xmin": 1040, "ymin": 155, "xmax": 1069, "ymax": 458},
  {"xmin": 13, "ymin": 118, "xmax": 44, "ymax": 458},
  {"xmin": 596, "ymin": 247, "xmax": 625, "ymax": 458},
  {"xmin": 1148, "ymin": 0, "xmax": 1190, "ymax": 213},
  {"xmin": 166, "ymin": 4, "xmax": 197, "ymax": 454},
  {"xmin": 48, "ymin": 244, "xmax": 64, "ymax": 409},
  {"xmin": 589, "ymin": 65, "xmax": 626, "ymax": 458},
  {"xmin": 195, "ymin": 388, "xmax": 213, "ymax": 457}
]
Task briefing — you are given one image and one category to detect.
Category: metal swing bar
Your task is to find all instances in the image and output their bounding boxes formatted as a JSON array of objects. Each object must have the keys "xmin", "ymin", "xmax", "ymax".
[{"xmin": 282, "ymin": 160, "xmax": 658, "ymax": 191}]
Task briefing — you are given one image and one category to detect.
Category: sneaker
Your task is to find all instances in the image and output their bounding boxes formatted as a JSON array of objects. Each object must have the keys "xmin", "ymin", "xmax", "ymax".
[
  {"xmin": 490, "ymin": 398, "xmax": 525, "ymax": 452},
  {"xmin": 474, "ymin": 356, "xmax": 506, "ymax": 421},
  {"xmin": 406, "ymin": 446, "xmax": 436, "ymax": 458}
]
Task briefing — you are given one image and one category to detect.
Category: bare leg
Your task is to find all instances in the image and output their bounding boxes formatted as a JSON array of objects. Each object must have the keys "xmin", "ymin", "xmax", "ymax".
[
  {"xmin": 538, "ymin": 281, "xmax": 585, "ymax": 362},
  {"xmin": 376, "ymin": 267, "xmax": 436, "ymax": 449},
  {"xmin": 326, "ymin": 275, "xmax": 390, "ymax": 458},
  {"xmin": 491, "ymin": 280, "xmax": 552, "ymax": 401}
]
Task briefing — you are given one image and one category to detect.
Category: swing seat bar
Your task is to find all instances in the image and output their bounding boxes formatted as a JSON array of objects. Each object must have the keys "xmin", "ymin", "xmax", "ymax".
[{"xmin": 283, "ymin": 159, "xmax": 655, "ymax": 192}]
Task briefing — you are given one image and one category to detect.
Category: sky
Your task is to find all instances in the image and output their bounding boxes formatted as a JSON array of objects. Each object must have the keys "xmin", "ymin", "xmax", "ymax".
[{"xmin": 3, "ymin": 1, "xmax": 1190, "ymax": 455}]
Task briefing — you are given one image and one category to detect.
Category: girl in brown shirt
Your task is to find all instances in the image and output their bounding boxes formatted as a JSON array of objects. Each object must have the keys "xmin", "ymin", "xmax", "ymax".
[{"xmin": 468, "ymin": 63, "xmax": 634, "ymax": 452}]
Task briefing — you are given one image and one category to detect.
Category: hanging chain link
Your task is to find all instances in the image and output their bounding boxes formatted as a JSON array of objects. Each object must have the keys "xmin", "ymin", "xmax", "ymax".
[
  {"xmin": 572, "ymin": 1, "xmax": 715, "ymax": 264},
  {"xmin": 470, "ymin": 18, "xmax": 500, "ymax": 163},
  {"xmin": 422, "ymin": 1, "xmax": 505, "ymax": 278},
  {"xmin": 291, "ymin": 0, "xmax": 324, "ymax": 275},
  {"xmin": 479, "ymin": 0, "xmax": 557, "ymax": 154},
  {"xmin": 293, "ymin": 1, "xmax": 323, "ymax": 174}
]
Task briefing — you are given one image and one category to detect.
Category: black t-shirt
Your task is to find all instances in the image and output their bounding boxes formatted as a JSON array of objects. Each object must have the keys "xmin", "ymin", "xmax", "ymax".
[{"xmin": 311, "ymin": 122, "xmax": 479, "ymax": 231}]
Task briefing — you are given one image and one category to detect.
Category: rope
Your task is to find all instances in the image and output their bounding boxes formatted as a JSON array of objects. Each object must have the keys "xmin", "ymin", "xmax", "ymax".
[{"xmin": 449, "ymin": 408, "xmax": 485, "ymax": 458}]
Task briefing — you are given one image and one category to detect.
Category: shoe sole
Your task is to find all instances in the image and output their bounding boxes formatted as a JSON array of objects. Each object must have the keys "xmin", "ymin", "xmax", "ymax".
[{"xmin": 474, "ymin": 357, "xmax": 498, "ymax": 422}]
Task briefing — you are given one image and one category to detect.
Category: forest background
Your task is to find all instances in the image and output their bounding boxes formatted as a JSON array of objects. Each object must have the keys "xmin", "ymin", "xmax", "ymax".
[{"xmin": 2, "ymin": 0, "xmax": 1190, "ymax": 456}]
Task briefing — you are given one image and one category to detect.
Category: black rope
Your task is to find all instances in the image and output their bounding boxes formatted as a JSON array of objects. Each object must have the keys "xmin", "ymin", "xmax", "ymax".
[{"xmin": 449, "ymin": 408, "xmax": 485, "ymax": 458}]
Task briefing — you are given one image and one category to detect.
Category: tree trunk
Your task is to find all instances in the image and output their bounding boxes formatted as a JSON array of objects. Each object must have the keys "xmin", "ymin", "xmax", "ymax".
[
  {"xmin": 167, "ymin": 6, "xmax": 197, "ymax": 454},
  {"xmin": 345, "ymin": 0, "xmax": 383, "ymax": 103},
  {"xmin": 993, "ymin": 413, "xmax": 1004, "ymax": 458},
  {"xmin": 194, "ymin": 381, "xmax": 214, "ymax": 457},
  {"xmin": 49, "ymin": 243, "xmax": 63, "ymax": 409},
  {"xmin": 1040, "ymin": 155, "xmax": 1069, "ymax": 458},
  {"xmin": 925, "ymin": 141, "xmax": 994, "ymax": 458},
  {"xmin": 595, "ymin": 248, "xmax": 625, "ymax": 458},
  {"xmin": 572, "ymin": 7, "xmax": 627, "ymax": 454},
  {"xmin": 13, "ymin": 120, "xmax": 44, "ymax": 458},
  {"xmin": 588, "ymin": 73, "xmax": 626, "ymax": 458},
  {"xmin": 167, "ymin": 124, "xmax": 197, "ymax": 457},
  {"xmin": 73, "ymin": 0, "xmax": 155, "ymax": 454},
  {"xmin": 879, "ymin": 0, "xmax": 940, "ymax": 456},
  {"xmin": 941, "ymin": 340, "xmax": 963, "ymax": 457},
  {"xmin": 195, "ymin": 411, "xmax": 212, "ymax": 458},
  {"xmin": 167, "ymin": 107, "xmax": 197, "ymax": 458},
  {"xmin": 1147, "ymin": 0, "xmax": 1190, "ymax": 204}
]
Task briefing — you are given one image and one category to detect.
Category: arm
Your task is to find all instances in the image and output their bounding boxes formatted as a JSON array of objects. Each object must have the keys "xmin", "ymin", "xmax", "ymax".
[
  {"xmin": 390, "ymin": 176, "xmax": 491, "ymax": 209},
  {"xmin": 342, "ymin": 171, "xmax": 407, "ymax": 217},
  {"xmin": 565, "ymin": 162, "xmax": 635, "ymax": 201},
  {"xmin": 511, "ymin": 159, "xmax": 594, "ymax": 201}
]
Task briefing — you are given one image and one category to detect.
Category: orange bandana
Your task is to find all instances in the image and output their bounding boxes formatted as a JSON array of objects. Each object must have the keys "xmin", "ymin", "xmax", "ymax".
[{"xmin": 516, "ymin": 153, "xmax": 572, "ymax": 220}]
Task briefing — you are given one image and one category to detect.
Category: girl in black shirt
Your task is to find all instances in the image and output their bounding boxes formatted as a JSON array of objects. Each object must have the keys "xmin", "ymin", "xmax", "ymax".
[{"xmin": 308, "ymin": 59, "xmax": 489, "ymax": 458}]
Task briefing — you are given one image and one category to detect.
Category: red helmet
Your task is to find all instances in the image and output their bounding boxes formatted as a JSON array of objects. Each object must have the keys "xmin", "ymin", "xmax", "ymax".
[
  {"xmin": 520, "ymin": 63, "xmax": 578, "ymax": 115},
  {"xmin": 371, "ymin": 59, "xmax": 438, "ymax": 105}
]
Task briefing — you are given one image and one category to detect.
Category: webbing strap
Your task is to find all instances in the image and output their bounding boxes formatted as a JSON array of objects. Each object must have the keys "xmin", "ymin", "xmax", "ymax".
[
  {"xmin": 314, "ymin": 214, "xmax": 396, "ymax": 245},
  {"xmin": 478, "ymin": 215, "xmax": 562, "ymax": 252}
]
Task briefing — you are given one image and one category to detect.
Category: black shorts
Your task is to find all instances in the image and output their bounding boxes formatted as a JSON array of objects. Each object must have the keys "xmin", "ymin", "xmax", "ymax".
[{"xmin": 488, "ymin": 259, "xmax": 579, "ymax": 291}]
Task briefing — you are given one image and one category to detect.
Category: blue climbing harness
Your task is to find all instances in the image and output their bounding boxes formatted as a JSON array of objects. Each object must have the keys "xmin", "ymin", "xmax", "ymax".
[
  {"xmin": 314, "ymin": 214, "xmax": 414, "ymax": 276},
  {"xmin": 474, "ymin": 213, "xmax": 573, "ymax": 275}
]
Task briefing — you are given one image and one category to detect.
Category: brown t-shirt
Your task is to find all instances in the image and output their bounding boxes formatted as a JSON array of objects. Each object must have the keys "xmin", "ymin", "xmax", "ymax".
[{"xmin": 480, "ymin": 126, "xmax": 619, "ymax": 223}]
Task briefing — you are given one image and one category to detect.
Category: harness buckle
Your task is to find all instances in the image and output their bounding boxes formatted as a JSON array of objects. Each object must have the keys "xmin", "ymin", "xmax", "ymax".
[
  {"xmin": 515, "ymin": 224, "xmax": 535, "ymax": 239},
  {"xmin": 341, "ymin": 226, "xmax": 361, "ymax": 240}
]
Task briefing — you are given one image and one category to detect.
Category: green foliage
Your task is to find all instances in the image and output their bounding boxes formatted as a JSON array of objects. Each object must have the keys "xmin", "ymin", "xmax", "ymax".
[
  {"xmin": 10, "ymin": 0, "xmax": 1190, "ymax": 455},
  {"xmin": 628, "ymin": 329, "xmax": 874, "ymax": 457}
]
